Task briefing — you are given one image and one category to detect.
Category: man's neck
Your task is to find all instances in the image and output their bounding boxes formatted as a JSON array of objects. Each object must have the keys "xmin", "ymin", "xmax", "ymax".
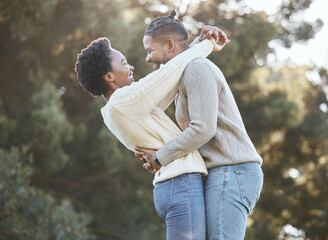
[
  {"xmin": 172, "ymin": 42, "xmax": 189, "ymax": 59},
  {"xmin": 178, "ymin": 42, "xmax": 190, "ymax": 53}
]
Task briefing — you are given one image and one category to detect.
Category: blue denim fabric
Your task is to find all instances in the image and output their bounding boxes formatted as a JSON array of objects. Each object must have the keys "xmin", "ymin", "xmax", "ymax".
[
  {"xmin": 204, "ymin": 162, "xmax": 263, "ymax": 240},
  {"xmin": 153, "ymin": 173, "xmax": 206, "ymax": 240}
]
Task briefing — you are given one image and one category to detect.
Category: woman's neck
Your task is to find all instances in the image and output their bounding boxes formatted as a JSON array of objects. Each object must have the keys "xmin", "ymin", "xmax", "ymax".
[{"xmin": 103, "ymin": 89, "xmax": 115, "ymax": 102}]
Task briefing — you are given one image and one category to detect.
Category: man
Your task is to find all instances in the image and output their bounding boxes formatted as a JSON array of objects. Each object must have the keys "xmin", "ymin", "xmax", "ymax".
[{"xmin": 136, "ymin": 10, "xmax": 264, "ymax": 240}]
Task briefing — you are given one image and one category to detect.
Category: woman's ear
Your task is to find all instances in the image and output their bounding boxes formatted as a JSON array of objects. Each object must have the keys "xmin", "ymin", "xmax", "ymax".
[{"xmin": 103, "ymin": 72, "xmax": 114, "ymax": 83}]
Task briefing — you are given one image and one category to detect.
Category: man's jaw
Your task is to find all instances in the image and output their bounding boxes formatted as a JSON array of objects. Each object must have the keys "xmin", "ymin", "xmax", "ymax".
[{"xmin": 149, "ymin": 61, "xmax": 161, "ymax": 70}]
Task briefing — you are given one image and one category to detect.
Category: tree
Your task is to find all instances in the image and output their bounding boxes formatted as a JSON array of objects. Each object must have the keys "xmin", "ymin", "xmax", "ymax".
[
  {"xmin": 246, "ymin": 65, "xmax": 328, "ymax": 239},
  {"xmin": 0, "ymin": 148, "xmax": 94, "ymax": 240}
]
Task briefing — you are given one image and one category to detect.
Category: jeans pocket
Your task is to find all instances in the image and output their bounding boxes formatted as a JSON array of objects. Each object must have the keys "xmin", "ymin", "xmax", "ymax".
[
  {"xmin": 235, "ymin": 170, "xmax": 263, "ymax": 214},
  {"xmin": 153, "ymin": 179, "xmax": 173, "ymax": 220}
]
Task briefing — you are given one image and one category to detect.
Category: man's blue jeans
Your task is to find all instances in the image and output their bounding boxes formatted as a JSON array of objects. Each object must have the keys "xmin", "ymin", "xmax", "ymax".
[
  {"xmin": 153, "ymin": 173, "xmax": 206, "ymax": 240},
  {"xmin": 204, "ymin": 162, "xmax": 263, "ymax": 240}
]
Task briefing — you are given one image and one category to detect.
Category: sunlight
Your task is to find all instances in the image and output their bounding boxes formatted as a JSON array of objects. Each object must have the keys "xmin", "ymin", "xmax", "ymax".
[
  {"xmin": 280, "ymin": 224, "xmax": 305, "ymax": 239},
  {"xmin": 289, "ymin": 168, "xmax": 300, "ymax": 179}
]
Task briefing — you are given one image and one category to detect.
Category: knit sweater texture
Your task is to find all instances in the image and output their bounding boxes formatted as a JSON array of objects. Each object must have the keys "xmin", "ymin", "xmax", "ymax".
[
  {"xmin": 156, "ymin": 40, "xmax": 263, "ymax": 168},
  {"xmin": 101, "ymin": 40, "xmax": 213, "ymax": 185}
]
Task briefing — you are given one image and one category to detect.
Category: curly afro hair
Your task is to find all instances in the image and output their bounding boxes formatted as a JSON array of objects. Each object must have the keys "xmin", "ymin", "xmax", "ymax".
[{"xmin": 75, "ymin": 37, "xmax": 112, "ymax": 97}]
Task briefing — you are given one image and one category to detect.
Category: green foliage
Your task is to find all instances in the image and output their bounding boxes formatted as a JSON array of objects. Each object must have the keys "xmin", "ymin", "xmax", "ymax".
[
  {"xmin": 0, "ymin": 148, "xmax": 94, "ymax": 240},
  {"xmin": 275, "ymin": 0, "xmax": 323, "ymax": 48},
  {"xmin": 0, "ymin": 99, "xmax": 17, "ymax": 148},
  {"xmin": 255, "ymin": 71, "xmax": 328, "ymax": 240},
  {"xmin": 25, "ymin": 71, "xmax": 73, "ymax": 173},
  {"xmin": 0, "ymin": 0, "xmax": 58, "ymax": 41},
  {"xmin": 241, "ymin": 89, "xmax": 298, "ymax": 145}
]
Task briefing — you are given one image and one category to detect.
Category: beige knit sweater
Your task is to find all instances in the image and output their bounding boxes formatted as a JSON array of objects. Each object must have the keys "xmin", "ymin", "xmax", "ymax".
[
  {"xmin": 101, "ymin": 40, "xmax": 213, "ymax": 185},
  {"xmin": 156, "ymin": 41, "xmax": 263, "ymax": 169}
]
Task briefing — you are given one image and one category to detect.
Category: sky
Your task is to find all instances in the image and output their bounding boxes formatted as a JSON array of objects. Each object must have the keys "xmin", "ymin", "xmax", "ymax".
[{"xmin": 245, "ymin": 0, "xmax": 328, "ymax": 69}]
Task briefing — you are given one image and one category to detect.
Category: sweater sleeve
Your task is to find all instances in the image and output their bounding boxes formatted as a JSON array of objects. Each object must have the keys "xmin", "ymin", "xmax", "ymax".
[
  {"xmin": 156, "ymin": 60, "xmax": 219, "ymax": 166},
  {"xmin": 110, "ymin": 40, "xmax": 213, "ymax": 117},
  {"xmin": 189, "ymin": 36, "xmax": 201, "ymax": 47},
  {"xmin": 155, "ymin": 37, "xmax": 202, "ymax": 110},
  {"xmin": 156, "ymin": 84, "xmax": 179, "ymax": 110}
]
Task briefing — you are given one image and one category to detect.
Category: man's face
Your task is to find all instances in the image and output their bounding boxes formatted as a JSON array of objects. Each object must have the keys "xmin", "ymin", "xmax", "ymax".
[{"xmin": 143, "ymin": 35, "xmax": 170, "ymax": 70}]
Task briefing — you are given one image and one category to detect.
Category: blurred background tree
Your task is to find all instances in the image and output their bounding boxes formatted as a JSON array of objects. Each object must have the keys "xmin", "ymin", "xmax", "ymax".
[{"xmin": 0, "ymin": 0, "xmax": 327, "ymax": 239}]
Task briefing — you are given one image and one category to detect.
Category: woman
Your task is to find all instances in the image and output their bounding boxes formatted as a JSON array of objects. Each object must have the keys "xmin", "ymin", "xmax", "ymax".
[{"xmin": 75, "ymin": 28, "xmax": 226, "ymax": 239}]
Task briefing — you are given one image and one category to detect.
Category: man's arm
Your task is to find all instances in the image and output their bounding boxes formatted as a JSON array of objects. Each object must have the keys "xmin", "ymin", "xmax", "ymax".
[
  {"xmin": 156, "ymin": 26, "xmax": 228, "ymax": 111},
  {"xmin": 135, "ymin": 26, "xmax": 229, "ymax": 171},
  {"xmin": 155, "ymin": 60, "xmax": 219, "ymax": 166},
  {"xmin": 135, "ymin": 60, "xmax": 220, "ymax": 169}
]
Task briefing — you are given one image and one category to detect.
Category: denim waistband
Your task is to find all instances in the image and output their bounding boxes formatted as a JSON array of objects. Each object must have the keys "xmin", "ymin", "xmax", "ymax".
[
  {"xmin": 208, "ymin": 162, "xmax": 262, "ymax": 174},
  {"xmin": 155, "ymin": 172, "xmax": 202, "ymax": 187}
]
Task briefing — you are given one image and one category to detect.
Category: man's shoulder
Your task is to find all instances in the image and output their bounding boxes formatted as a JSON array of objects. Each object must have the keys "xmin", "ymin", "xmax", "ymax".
[
  {"xmin": 182, "ymin": 58, "xmax": 220, "ymax": 80},
  {"xmin": 186, "ymin": 57, "xmax": 214, "ymax": 68},
  {"xmin": 184, "ymin": 58, "xmax": 219, "ymax": 75}
]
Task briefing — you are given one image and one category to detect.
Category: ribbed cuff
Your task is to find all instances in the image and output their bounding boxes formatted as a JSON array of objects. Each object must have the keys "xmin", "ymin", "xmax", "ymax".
[{"xmin": 155, "ymin": 147, "xmax": 171, "ymax": 166}]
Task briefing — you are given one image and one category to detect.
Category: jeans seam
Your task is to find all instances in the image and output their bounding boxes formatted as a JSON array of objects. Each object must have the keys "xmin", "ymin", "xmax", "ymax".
[
  {"xmin": 163, "ymin": 179, "xmax": 174, "ymax": 219},
  {"xmin": 218, "ymin": 170, "xmax": 227, "ymax": 240},
  {"xmin": 235, "ymin": 171, "xmax": 246, "ymax": 209},
  {"xmin": 208, "ymin": 168, "xmax": 228, "ymax": 174},
  {"xmin": 235, "ymin": 170, "xmax": 263, "ymax": 177},
  {"xmin": 182, "ymin": 175, "xmax": 193, "ymax": 239}
]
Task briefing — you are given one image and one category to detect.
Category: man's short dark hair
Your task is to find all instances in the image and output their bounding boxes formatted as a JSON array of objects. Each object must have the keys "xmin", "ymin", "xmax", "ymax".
[
  {"xmin": 75, "ymin": 37, "xmax": 112, "ymax": 97},
  {"xmin": 144, "ymin": 10, "xmax": 188, "ymax": 42}
]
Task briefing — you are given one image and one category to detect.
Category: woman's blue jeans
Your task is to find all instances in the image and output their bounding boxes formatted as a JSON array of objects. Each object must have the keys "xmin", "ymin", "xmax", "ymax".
[
  {"xmin": 153, "ymin": 173, "xmax": 206, "ymax": 240},
  {"xmin": 204, "ymin": 162, "xmax": 263, "ymax": 240}
]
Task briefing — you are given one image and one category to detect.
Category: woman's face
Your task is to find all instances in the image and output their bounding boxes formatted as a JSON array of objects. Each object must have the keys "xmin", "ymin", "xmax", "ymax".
[{"xmin": 109, "ymin": 49, "xmax": 134, "ymax": 88}]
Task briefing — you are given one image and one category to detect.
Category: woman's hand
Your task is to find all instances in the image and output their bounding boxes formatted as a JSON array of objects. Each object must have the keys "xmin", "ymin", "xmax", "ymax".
[
  {"xmin": 199, "ymin": 25, "xmax": 230, "ymax": 51},
  {"xmin": 210, "ymin": 35, "xmax": 229, "ymax": 51},
  {"xmin": 202, "ymin": 31, "xmax": 229, "ymax": 51}
]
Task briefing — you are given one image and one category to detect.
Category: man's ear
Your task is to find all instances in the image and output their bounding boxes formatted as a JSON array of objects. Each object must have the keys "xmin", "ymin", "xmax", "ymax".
[
  {"xmin": 167, "ymin": 38, "xmax": 175, "ymax": 52},
  {"xmin": 103, "ymin": 72, "xmax": 114, "ymax": 82}
]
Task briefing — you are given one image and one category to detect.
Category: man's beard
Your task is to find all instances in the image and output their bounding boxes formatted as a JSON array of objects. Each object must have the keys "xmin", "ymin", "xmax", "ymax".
[
  {"xmin": 152, "ymin": 54, "xmax": 169, "ymax": 70},
  {"xmin": 150, "ymin": 61, "xmax": 161, "ymax": 70}
]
